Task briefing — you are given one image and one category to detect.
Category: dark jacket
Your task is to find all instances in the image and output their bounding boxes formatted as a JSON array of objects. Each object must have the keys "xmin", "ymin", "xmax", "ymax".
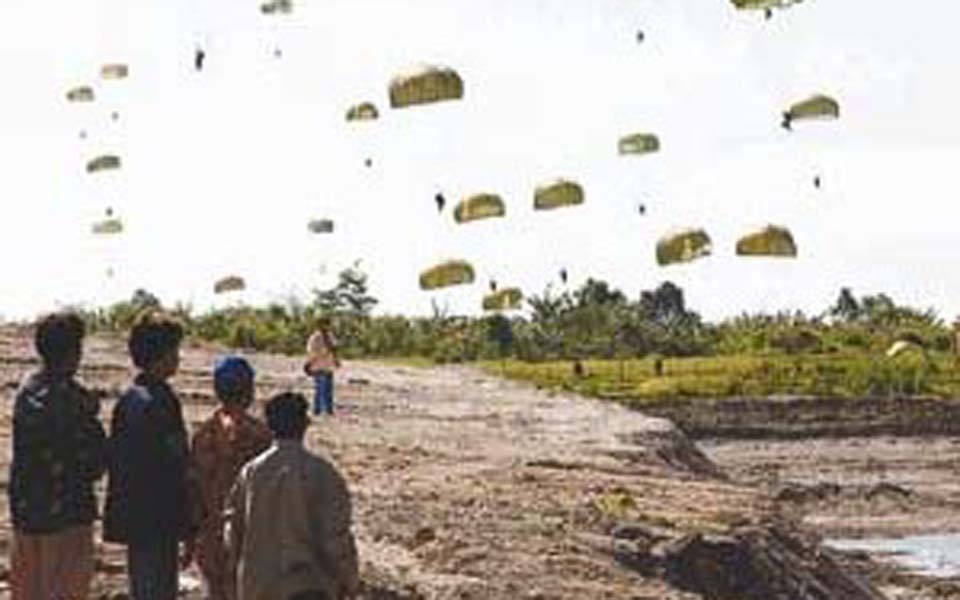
[
  {"xmin": 103, "ymin": 373, "xmax": 195, "ymax": 545},
  {"xmin": 9, "ymin": 370, "xmax": 106, "ymax": 534}
]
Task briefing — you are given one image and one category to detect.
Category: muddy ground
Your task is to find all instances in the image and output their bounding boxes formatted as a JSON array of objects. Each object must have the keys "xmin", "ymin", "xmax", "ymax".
[{"xmin": 0, "ymin": 330, "xmax": 947, "ymax": 598}]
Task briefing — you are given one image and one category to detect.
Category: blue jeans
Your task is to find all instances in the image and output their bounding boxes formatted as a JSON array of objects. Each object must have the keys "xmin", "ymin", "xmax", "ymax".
[
  {"xmin": 127, "ymin": 537, "xmax": 178, "ymax": 600},
  {"xmin": 313, "ymin": 371, "xmax": 334, "ymax": 415}
]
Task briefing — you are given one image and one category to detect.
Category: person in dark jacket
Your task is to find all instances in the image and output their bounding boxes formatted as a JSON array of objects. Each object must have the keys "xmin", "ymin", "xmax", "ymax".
[
  {"xmin": 104, "ymin": 311, "xmax": 200, "ymax": 599},
  {"xmin": 8, "ymin": 312, "xmax": 106, "ymax": 600}
]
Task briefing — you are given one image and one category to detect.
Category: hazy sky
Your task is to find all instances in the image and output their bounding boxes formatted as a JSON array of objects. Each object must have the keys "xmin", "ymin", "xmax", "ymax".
[{"xmin": 1, "ymin": 0, "xmax": 959, "ymax": 321}]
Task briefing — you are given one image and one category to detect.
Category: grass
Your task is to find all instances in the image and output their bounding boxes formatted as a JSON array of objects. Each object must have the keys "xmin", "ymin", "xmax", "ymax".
[{"xmin": 480, "ymin": 352, "xmax": 960, "ymax": 406}]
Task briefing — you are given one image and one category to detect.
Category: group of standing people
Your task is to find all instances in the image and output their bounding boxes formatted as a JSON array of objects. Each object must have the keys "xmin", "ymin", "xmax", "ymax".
[{"xmin": 8, "ymin": 311, "xmax": 357, "ymax": 599}]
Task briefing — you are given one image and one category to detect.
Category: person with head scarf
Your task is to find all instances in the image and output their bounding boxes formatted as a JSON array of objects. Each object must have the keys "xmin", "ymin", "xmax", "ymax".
[
  {"xmin": 304, "ymin": 318, "xmax": 341, "ymax": 416},
  {"xmin": 191, "ymin": 356, "xmax": 272, "ymax": 600}
]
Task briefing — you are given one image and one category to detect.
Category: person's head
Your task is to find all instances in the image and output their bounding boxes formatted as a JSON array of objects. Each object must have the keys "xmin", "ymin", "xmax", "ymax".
[
  {"xmin": 315, "ymin": 316, "xmax": 332, "ymax": 332},
  {"xmin": 128, "ymin": 310, "xmax": 184, "ymax": 380},
  {"xmin": 35, "ymin": 312, "xmax": 85, "ymax": 375},
  {"xmin": 265, "ymin": 392, "xmax": 309, "ymax": 440},
  {"xmin": 213, "ymin": 355, "xmax": 255, "ymax": 408}
]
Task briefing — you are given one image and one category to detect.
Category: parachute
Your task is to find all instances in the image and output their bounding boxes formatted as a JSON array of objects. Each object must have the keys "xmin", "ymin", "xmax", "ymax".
[
  {"xmin": 86, "ymin": 155, "xmax": 121, "ymax": 173},
  {"xmin": 92, "ymin": 218, "xmax": 123, "ymax": 235},
  {"xmin": 100, "ymin": 64, "xmax": 129, "ymax": 80},
  {"xmin": 307, "ymin": 219, "xmax": 334, "ymax": 234},
  {"xmin": 730, "ymin": 0, "xmax": 805, "ymax": 12},
  {"xmin": 260, "ymin": 0, "xmax": 293, "ymax": 14},
  {"xmin": 346, "ymin": 102, "xmax": 379, "ymax": 122},
  {"xmin": 783, "ymin": 94, "xmax": 840, "ymax": 129},
  {"xmin": 483, "ymin": 287, "xmax": 523, "ymax": 311},
  {"xmin": 736, "ymin": 225, "xmax": 798, "ymax": 257},
  {"xmin": 66, "ymin": 86, "xmax": 95, "ymax": 103},
  {"xmin": 656, "ymin": 229, "xmax": 712, "ymax": 266},
  {"xmin": 534, "ymin": 179, "xmax": 584, "ymax": 211},
  {"xmin": 389, "ymin": 65, "xmax": 464, "ymax": 109},
  {"xmin": 419, "ymin": 260, "xmax": 475, "ymax": 290},
  {"xmin": 618, "ymin": 133, "xmax": 660, "ymax": 156},
  {"xmin": 453, "ymin": 194, "xmax": 506, "ymax": 224},
  {"xmin": 214, "ymin": 276, "xmax": 246, "ymax": 294}
]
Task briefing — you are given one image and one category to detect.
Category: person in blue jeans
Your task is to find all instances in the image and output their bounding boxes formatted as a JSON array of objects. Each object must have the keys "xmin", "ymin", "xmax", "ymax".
[{"xmin": 304, "ymin": 318, "xmax": 340, "ymax": 415}]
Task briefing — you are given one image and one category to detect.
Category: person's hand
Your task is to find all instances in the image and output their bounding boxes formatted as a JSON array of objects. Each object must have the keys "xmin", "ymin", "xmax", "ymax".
[{"xmin": 180, "ymin": 538, "xmax": 196, "ymax": 570}]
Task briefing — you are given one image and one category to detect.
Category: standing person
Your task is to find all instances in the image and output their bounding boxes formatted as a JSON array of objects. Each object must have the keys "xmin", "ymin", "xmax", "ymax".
[
  {"xmin": 191, "ymin": 356, "xmax": 272, "ymax": 600},
  {"xmin": 104, "ymin": 311, "xmax": 199, "ymax": 599},
  {"xmin": 9, "ymin": 312, "xmax": 106, "ymax": 600},
  {"xmin": 226, "ymin": 392, "xmax": 359, "ymax": 600},
  {"xmin": 305, "ymin": 318, "xmax": 340, "ymax": 416}
]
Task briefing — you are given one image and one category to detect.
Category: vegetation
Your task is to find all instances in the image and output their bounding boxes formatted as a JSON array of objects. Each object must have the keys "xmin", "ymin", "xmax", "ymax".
[{"xmin": 75, "ymin": 267, "xmax": 960, "ymax": 400}]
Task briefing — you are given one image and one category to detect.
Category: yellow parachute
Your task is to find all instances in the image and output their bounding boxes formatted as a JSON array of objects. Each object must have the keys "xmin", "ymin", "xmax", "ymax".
[
  {"xmin": 483, "ymin": 287, "xmax": 523, "ymax": 311},
  {"xmin": 86, "ymin": 155, "xmax": 121, "ymax": 173},
  {"xmin": 534, "ymin": 179, "xmax": 584, "ymax": 211},
  {"xmin": 307, "ymin": 219, "xmax": 334, "ymax": 234},
  {"xmin": 419, "ymin": 260, "xmax": 475, "ymax": 290},
  {"xmin": 260, "ymin": 0, "xmax": 293, "ymax": 14},
  {"xmin": 656, "ymin": 229, "xmax": 712, "ymax": 266},
  {"xmin": 214, "ymin": 276, "xmax": 246, "ymax": 294},
  {"xmin": 91, "ymin": 218, "xmax": 123, "ymax": 235},
  {"xmin": 736, "ymin": 225, "xmax": 797, "ymax": 257},
  {"xmin": 784, "ymin": 94, "xmax": 840, "ymax": 125},
  {"xmin": 100, "ymin": 64, "xmax": 129, "ymax": 80},
  {"xmin": 454, "ymin": 194, "xmax": 506, "ymax": 224},
  {"xmin": 346, "ymin": 102, "xmax": 379, "ymax": 122},
  {"xmin": 66, "ymin": 86, "xmax": 95, "ymax": 103},
  {"xmin": 389, "ymin": 66, "xmax": 464, "ymax": 109},
  {"xmin": 618, "ymin": 133, "xmax": 660, "ymax": 156}
]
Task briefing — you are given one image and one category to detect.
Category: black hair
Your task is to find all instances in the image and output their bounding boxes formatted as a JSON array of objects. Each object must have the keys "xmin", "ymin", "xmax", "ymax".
[
  {"xmin": 265, "ymin": 392, "xmax": 309, "ymax": 439},
  {"xmin": 128, "ymin": 310, "xmax": 184, "ymax": 369},
  {"xmin": 35, "ymin": 312, "xmax": 85, "ymax": 367}
]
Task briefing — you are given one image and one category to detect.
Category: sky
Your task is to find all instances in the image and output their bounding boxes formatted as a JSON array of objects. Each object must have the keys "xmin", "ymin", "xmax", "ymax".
[{"xmin": 1, "ymin": 0, "xmax": 959, "ymax": 322}]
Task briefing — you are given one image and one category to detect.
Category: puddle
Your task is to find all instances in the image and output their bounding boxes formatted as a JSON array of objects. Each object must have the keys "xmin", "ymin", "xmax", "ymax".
[{"xmin": 827, "ymin": 534, "xmax": 960, "ymax": 577}]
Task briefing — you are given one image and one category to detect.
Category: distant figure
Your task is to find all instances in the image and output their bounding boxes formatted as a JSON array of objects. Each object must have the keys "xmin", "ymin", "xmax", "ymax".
[
  {"xmin": 364, "ymin": 158, "xmax": 373, "ymax": 168},
  {"xmin": 813, "ymin": 175, "xmax": 822, "ymax": 189},
  {"xmin": 79, "ymin": 130, "xmax": 87, "ymax": 140},
  {"xmin": 273, "ymin": 47, "xmax": 283, "ymax": 59},
  {"xmin": 226, "ymin": 392, "xmax": 359, "ymax": 599},
  {"xmin": 638, "ymin": 203, "xmax": 646, "ymax": 216},
  {"xmin": 192, "ymin": 356, "xmax": 272, "ymax": 600},
  {"xmin": 573, "ymin": 360, "xmax": 585, "ymax": 378},
  {"xmin": 106, "ymin": 207, "xmax": 114, "ymax": 218},
  {"xmin": 9, "ymin": 313, "xmax": 106, "ymax": 600},
  {"xmin": 559, "ymin": 268, "xmax": 568, "ymax": 284},
  {"xmin": 195, "ymin": 48, "xmax": 206, "ymax": 71},
  {"xmin": 636, "ymin": 30, "xmax": 644, "ymax": 43},
  {"xmin": 435, "ymin": 193, "xmax": 446, "ymax": 213},
  {"xmin": 111, "ymin": 111, "xmax": 119, "ymax": 122},
  {"xmin": 304, "ymin": 317, "xmax": 341, "ymax": 416},
  {"xmin": 764, "ymin": 7, "xmax": 773, "ymax": 19},
  {"xmin": 489, "ymin": 279, "xmax": 498, "ymax": 292},
  {"xmin": 780, "ymin": 112, "xmax": 792, "ymax": 131},
  {"xmin": 104, "ymin": 312, "xmax": 200, "ymax": 599}
]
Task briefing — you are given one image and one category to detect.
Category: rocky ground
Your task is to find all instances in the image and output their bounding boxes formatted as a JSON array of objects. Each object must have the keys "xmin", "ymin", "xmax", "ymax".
[{"xmin": 0, "ymin": 329, "xmax": 935, "ymax": 598}]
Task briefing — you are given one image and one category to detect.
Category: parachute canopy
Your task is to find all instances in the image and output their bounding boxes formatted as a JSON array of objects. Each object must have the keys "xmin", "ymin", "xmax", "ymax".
[
  {"xmin": 86, "ymin": 155, "xmax": 121, "ymax": 173},
  {"xmin": 100, "ymin": 64, "xmax": 129, "ymax": 80},
  {"xmin": 483, "ymin": 287, "xmax": 523, "ymax": 311},
  {"xmin": 785, "ymin": 94, "xmax": 840, "ymax": 123},
  {"xmin": 214, "ymin": 276, "xmax": 246, "ymax": 294},
  {"xmin": 618, "ymin": 133, "xmax": 660, "ymax": 156},
  {"xmin": 308, "ymin": 219, "xmax": 334, "ymax": 234},
  {"xmin": 454, "ymin": 194, "xmax": 506, "ymax": 224},
  {"xmin": 419, "ymin": 260, "xmax": 475, "ymax": 291},
  {"xmin": 534, "ymin": 179, "xmax": 584, "ymax": 211},
  {"xmin": 736, "ymin": 225, "xmax": 798, "ymax": 257},
  {"xmin": 346, "ymin": 102, "xmax": 379, "ymax": 122},
  {"xmin": 730, "ymin": 0, "xmax": 805, "ymax": 11},
  {"xmin": 656, "ymin": 229, "xmax": 712, "ymax": 266},
  {"xmin": 260, "ymin": 0, "xmax": 293, "ymax": 14},
  {"xmin": 66, "ymin": 86, "xmax": 95, "ymax": 103},
  {"xmin": 389, "ymin": 65, "xmax": 464, "ymax": 109},
  {"xmin": 91, "ymin": 218, "xmax": 123, "ymax": 235}
]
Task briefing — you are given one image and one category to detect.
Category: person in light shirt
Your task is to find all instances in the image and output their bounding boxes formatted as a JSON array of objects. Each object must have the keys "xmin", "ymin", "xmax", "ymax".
[{"xmin": 304, "ymin": 318, "xmax": 340, "ymax": 416}]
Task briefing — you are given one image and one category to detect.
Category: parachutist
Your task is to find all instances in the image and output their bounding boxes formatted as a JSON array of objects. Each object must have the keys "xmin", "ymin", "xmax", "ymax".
[
  {"xmin": 638, "ymin": 204, "xmax": 646, "ymax": 216},
  {"xmin": 636, "ymin": 30, "xmax": 644, "ymax": 43},
  {"xmin": 364, "ymin": 158, "xmax": 373, "ymax": 168},
  {"xmin": 490, "ymin": 280, "xmax": 498, "ymax": 292},
  {"xmin": 106, "ymin": 207, "xmax": 114, "ymax": 218},
  {"xmin": 79, "ymin": 130, "xmax": 87, "ymax": 140},
  {"xmin": 780, "ymin": 113, "xmax": 792, "ymax": 131},
  {"xmin": 273, "ymin": 48, "xmax": 283, "ymax": 59},
  {"xmin": 195, "ymin": 48, "xmax": 206, "ymax": 71},
  {"xmin": 764, "ymin": 7, "xmax": 773, "ymax": 19},
  {"xmin": 435, "ymin": 193, "xmax": 446, "ymax": 213},
  {"xmin": 814, "ymin": 175, "xmax": 821, "ymax": 189},
  {"xmin": 111, "ymin": 111, "xmax": 119, "ymax": 122},
  {"xmin": 560, "ymin": 268, "xmax": 568, "ymax": 284}
]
